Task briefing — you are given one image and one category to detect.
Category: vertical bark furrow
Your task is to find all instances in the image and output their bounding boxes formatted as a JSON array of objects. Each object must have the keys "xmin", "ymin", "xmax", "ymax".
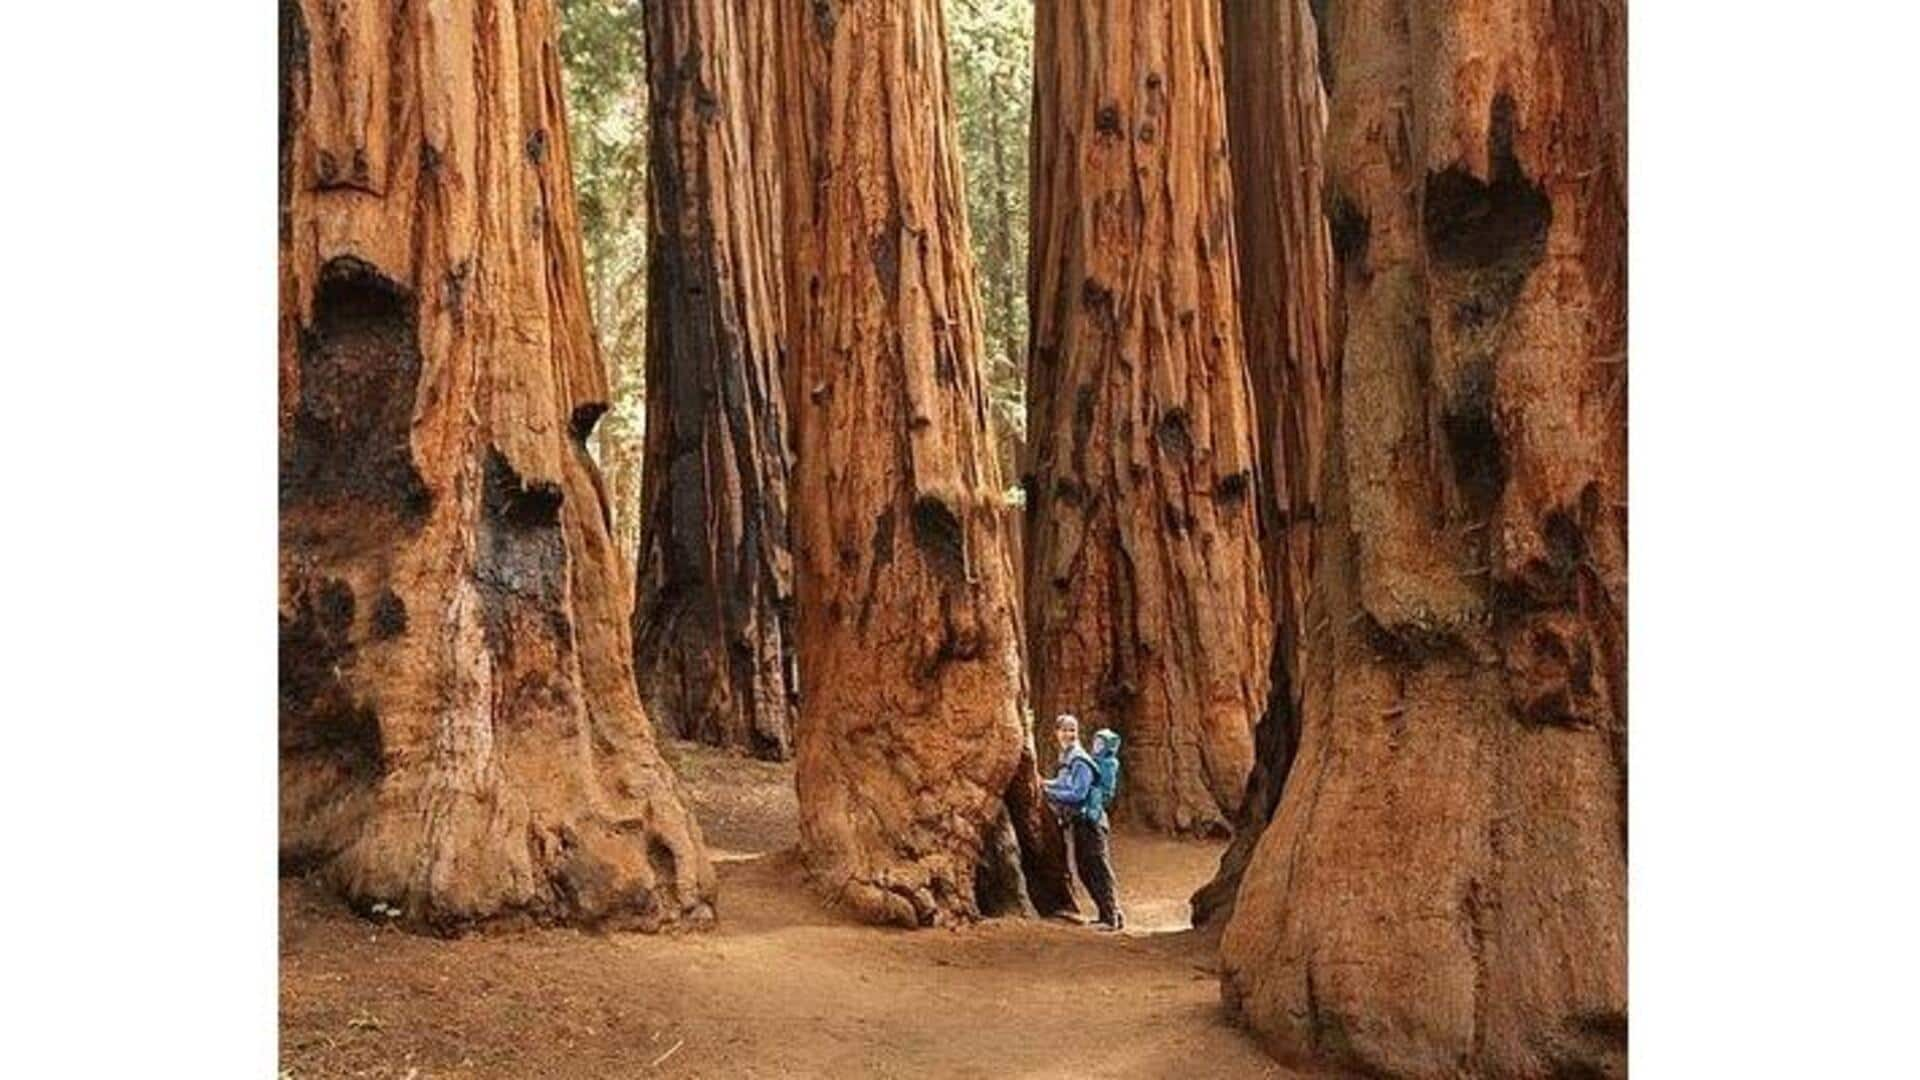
[
  {"xmin": 1192, "ymin": 0, "xmax": 1335, "ymax": 927},
  {"xmin": 633, "ymin": 0, "xmax": 798, "ymax": 761},
  {"xmin": 279, "ymin": 0, "xmax": 714, "ymax": 932},
  {"xmin": 1218, "ymin": 0, "xmax": 1627, "ymax": 1074},
  {"xmin": 779, "ymin": 0, "xmax": 1030, "ymax": 927},
  {"xmin": 1026, "ymin": 0, "xmax": 1270, "ymax": 835}
]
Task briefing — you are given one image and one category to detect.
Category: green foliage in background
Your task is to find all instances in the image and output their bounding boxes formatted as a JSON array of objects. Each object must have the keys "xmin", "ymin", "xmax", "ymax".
[
  {"xmin": 947, "ymin": 0, "xmax": 1034, "ymax": 479},
  {"xmin": 560, "ymin": 0, "xmax": 648, "ymax": 562},
  {"xmin": 558, "ymin": 0, "xmax": 1034, "ymax": 555}
]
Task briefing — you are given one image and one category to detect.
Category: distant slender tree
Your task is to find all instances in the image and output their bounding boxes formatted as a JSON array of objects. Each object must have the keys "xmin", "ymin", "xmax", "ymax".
[
  {"xmin": 278, "ymin": 0, "xmax": 713, "ymax": 929},
  {"xmin": 777, "ymin": 0, "xmax": 1038, "ymax": 926},
  {"xmin": 560, "ymin": 0, "xmax": 651, "ymax": 565},
  {"xmin": 1191, "ymin": 0, "xmax": 1335, "ymax": 926},
  {"xmin": 1026, "ymin": 0, "xmax": 1270, "ymax": 834},
  {"xmin": 1219, "ymin": 0, "xmax": 1627, "ymax": 1074},
  {"xmin": 632, "ymin": 0, "xmax": 797, "ymax": 759},
  {"xmin": 946, "ymin": 0, "xmax": 1034, "ymax": 486}
]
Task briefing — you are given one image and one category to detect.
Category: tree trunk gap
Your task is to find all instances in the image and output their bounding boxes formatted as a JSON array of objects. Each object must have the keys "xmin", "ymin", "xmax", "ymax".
[
  {"xmin": 279, "ymin": 0, "xmax": 715, "ymax": 931},
  {"xmin": 275, "ymin": 12, "xmax": 1628, "ymax": 1074},
  {"xmin": 1218, "ymin": 0, "xmax": 1627, "ymax": 1075},
  {"xmin": 1191, "ymin": 0, "xmax": 1336, "ymax": 928},
  {"xmin": 1026, "ymin": 0, "xmax": 1272, "ymax": 836},
  {"xmin": 777, "ymin": 0, "xmax": 1061, "ymax": 927},
  {"xmin": 633, "ymin": 0, "xmax": 799, "ymax": 761}
]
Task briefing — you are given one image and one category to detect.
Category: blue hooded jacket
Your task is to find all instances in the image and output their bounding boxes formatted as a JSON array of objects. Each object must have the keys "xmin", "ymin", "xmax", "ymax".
[
  {"xmin": 1045, "ymin": 729, "xmax": 1121, "ymax": 825},
  {"xmin": 1043, "ymin": 743, "xmax": 1096, "ymax": 815}
]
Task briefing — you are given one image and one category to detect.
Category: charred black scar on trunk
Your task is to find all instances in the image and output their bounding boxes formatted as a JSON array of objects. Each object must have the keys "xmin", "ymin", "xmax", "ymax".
[
  {"xmin": 476, "ymin": 448, "xmax": 568, "ymax": 650},
  {"xmin": 282, "ymin": 257, "xmax": 431, "ymax": 524}
]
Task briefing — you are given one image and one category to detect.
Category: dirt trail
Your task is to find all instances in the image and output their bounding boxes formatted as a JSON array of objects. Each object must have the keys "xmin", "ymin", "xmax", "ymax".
[{"xmin": 281, "ymin": 742, "xmax": 1289, "ymax": 1078}]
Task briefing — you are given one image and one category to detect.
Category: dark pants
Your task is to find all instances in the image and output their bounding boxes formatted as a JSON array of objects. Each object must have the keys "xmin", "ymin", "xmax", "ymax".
[{"xmin": 1069, "ymin": 816, "xmax": 1121, "ymax": 924}]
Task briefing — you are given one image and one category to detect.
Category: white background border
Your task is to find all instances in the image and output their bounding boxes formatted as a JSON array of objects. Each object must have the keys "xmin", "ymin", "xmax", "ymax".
[{"xmin": 3, "ymin": 1, "xmax": 1918, "ymax": 1075}]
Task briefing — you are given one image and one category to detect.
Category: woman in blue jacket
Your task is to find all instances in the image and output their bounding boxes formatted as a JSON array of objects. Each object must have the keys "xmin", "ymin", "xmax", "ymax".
[{"xmin": 1042, "ymin": 714, "xmax": 1125, "ymax": 931}]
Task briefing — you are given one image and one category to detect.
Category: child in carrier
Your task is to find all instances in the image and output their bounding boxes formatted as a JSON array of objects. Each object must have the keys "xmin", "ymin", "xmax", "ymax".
[{"xmin": 1041, "ymin": 714, "xmax": 1125, "ymax": 931}]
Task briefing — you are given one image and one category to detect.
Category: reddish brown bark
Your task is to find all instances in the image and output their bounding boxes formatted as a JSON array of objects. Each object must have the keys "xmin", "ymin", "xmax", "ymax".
[
  {"xmin": 1026, "ymin": 0, "xmax": 1270, "ymax": 835},
  {"xmin": 278, "ymin": 0, "xmax": 714, "ymax": 930},
  {"xmin": 777, "ymin": 0, "xmax": 1034, "ymax": 926},
  {"xmin": 1191, "ymin": 0, "xmax": 1335, "ymax": 926},
  {"xmin": 633, "ymin": 0, "xmax": 797, "ymax": 760},
  {"xmin": 999, "ymin": 717, "xmax": 1077, "ymax": 917},
  {"xmin": 1219, "ymin": 0, "xmax": 1627, "ymax": 1074}
]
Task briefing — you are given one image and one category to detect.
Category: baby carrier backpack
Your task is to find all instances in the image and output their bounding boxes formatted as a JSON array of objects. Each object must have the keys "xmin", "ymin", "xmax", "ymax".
[{"xmin": 1083, "ymin": 730, "xmax": 1122, "ymax": 823}]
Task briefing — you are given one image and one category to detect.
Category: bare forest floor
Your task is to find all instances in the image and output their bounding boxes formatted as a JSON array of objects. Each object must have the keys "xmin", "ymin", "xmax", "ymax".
[{"xmin": 280, "ymin": 741, "xmax": 1288, "ymax": 1079}]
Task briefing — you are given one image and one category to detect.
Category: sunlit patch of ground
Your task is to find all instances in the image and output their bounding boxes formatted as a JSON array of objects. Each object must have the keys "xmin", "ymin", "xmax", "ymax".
[{"xmin": 280, "ymin": 741, "xmax": 1289, "ymax": 1078}]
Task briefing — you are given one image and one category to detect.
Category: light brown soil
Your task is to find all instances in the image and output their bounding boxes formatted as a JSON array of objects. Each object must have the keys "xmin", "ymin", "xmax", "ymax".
[{"xmin": 281, "ymin": 741, "xmax": 1290, "ymax": 1078}]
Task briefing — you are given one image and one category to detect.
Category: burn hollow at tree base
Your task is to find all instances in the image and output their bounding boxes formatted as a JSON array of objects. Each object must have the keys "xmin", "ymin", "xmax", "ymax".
[{"xmin": 278, "ymin": 0, "xmax": 715, "ymax": 932}]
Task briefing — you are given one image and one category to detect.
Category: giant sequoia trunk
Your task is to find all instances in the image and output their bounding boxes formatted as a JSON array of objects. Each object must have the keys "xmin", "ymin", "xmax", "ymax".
[
  {"xmin": 633, "ymin": 0, "xmax": 797, "ymax": 760},
  {"xmin": 1219, "ymin": 0, "xmax": 1627, "ymax": 1075},
  {"xmin": 777, "ymin": 0, "xmax": 1035, "ymax": 926},
  {"xmin": 1025, "ymin": 0, "xmax": 1270, "ymax": 835},
  {"xmin": 1191, "ymin": 0, "xmax": 1335, "ymax": 926},
  {"xmin": 278, "ymin": 0, "xmax": 714, "ymax": 930}
]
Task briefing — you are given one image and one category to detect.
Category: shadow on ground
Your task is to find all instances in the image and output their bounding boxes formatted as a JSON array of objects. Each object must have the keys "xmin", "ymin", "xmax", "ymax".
[{"xmin": 280, "ymin": 740, "xmax": 1288, "ymax": 1078}]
